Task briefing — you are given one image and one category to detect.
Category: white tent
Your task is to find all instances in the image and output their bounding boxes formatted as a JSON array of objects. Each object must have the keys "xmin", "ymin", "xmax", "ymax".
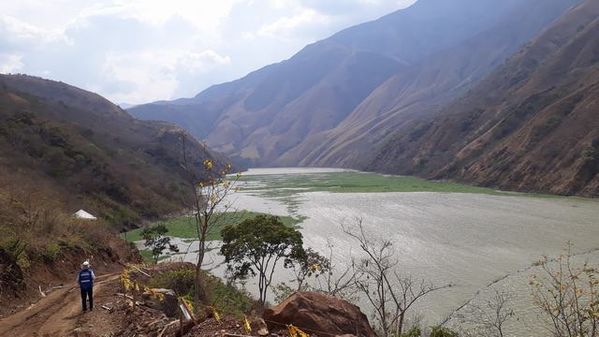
[{"xmin": 73, "ymin": 209, "xmax": 97, "ymax": 220}]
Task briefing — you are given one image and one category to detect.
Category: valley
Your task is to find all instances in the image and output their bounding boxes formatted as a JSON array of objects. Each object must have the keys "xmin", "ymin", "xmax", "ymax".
[
  {"xmin": 1, "ymin": 0, "xmax": 598, "ymax": 336},
  {"xmin": 137, "ymin": 168, "xmax": 599, "ymax": 336}
]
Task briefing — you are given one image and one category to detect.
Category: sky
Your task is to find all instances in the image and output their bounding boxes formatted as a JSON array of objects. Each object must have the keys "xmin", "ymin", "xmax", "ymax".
[{"xmin": 0, "ymin": 0, "xmax": 416, "ymax": 105}]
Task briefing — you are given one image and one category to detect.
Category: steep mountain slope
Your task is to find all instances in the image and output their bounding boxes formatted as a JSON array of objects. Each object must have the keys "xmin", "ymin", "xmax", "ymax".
[
  {"xmin": 367, "ymin": 0, "xmax": 599, "ymax": 196},
  {"xmin": 130, "ymin": 0, "xmax": 581, "ymax": 167},
  {"xmin": 0, "ymin": 74, "xmax": 224, "ymax": 226}
]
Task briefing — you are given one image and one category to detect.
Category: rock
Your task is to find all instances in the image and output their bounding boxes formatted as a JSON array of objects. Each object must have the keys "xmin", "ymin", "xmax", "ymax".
[
  {"xmin": 141, "ymin": 288, "xmax": 178, "ymax": 317},
  {"xmin": 263, "ymin": 292, "xmax": 376, "ymax": 337},
  {"xmin": 254, "ymin": 318, "xmax": 269, "ymax": 336},
  {"xmin": 72, "ymin": 327, "xmax": 93, "ymax": 337}
]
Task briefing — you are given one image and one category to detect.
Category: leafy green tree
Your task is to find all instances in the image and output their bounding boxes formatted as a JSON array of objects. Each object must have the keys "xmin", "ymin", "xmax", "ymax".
[
  {"xmin": 220, "ymin": 215, "xmax": 304, "ymax": 304},
  {"xmin": 141, "ymin": 224, "xmax": 179, "ymax": 264}
]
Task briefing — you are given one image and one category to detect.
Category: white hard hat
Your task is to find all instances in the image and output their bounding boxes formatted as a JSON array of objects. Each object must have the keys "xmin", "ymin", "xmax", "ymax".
[{"xmin": 82, "ymin": 261, "xmax": 90, "ymax": 266}]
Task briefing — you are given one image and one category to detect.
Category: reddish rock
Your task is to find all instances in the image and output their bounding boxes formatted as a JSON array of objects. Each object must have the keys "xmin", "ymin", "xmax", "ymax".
[{"xmin": 263, "ymin": 292, "xmax": 376, "ymax": 337}]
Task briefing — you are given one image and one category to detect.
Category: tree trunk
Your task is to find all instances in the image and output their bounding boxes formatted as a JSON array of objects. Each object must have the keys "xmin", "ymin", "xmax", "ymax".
[
  {"xmin": 194, "ymin": 239, "xmax": 208, "ymax": 305},
  {"xmin": 398, "ymin": 312, "xmax": 405, "ymax": 337}
]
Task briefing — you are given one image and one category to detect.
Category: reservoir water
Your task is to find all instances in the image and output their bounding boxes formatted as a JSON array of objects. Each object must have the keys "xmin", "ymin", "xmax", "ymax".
[{"xmin": 168, "ymin": 168, "xmax": 599, "ymax": 336}]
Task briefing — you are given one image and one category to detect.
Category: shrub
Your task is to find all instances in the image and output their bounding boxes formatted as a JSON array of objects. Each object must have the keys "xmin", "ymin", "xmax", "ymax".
[
  {"xmin": 530, "ymin": 246, "xmax": 599, "ymax": 337},
  {"xmin": 40, "ymin": 242, "xmax": 62, "ymax": 262},
  {"xmin": 430, "ymin": 326, "xmax": 458, "ymax": 337},
  {"xmin": 1, "ymin": 239, "xmax": 30, "ymax": 271},
  {"xmin": 148, "ymin": 268, "xmax": 196, "ymax": 297},
  {"xmin": 146, "ymin": 266, "xmax": 254, "ymax": 316},
  {"xmin": 401, "ymin": 326, "xmax": 422, "ymax": 337}
]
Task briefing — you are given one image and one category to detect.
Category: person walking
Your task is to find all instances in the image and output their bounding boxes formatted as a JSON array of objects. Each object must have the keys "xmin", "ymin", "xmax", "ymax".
[{"xmin": 77, "ymin": 260, "xmax": 95, "ymax": 312}]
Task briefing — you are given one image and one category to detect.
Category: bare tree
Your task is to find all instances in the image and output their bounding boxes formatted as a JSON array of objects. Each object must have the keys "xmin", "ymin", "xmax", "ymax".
[
  {"xmin": 458, "ymin": 289, "xmax": 515, "ymax": 337},
  {"xmin": 180, "ymin": 135, "xmax": 238, "ymax": 305},
  {"xmin": 315, "ymin": 239, "xmax": 360, "ymax": 300},
  {"xmin": 530, "ymin": 244, "xmax": 599, "ymax": 337},
  {"xmin": 344, "ymin": 219, "xmax": 451, "ymax": 337}
]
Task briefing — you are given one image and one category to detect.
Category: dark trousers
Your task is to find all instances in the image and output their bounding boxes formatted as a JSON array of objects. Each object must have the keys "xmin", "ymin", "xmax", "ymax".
[{"xmin": 80, "ymin": 287, "xmax": 93, "ymax": 311}]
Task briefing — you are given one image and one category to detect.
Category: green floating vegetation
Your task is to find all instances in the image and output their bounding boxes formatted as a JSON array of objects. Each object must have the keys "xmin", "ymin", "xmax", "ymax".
[
  {"xmin": 122, "ymin": 210, "xmax": 303, "ymax": 242},
  {"xmin": 238, "ymin": 171, "xmax": 507, "ymax": 197}
]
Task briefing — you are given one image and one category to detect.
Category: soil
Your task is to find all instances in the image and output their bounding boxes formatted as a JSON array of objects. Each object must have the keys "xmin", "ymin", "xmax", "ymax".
[
  {"xmin": 0, "ymin": 267, "xmax": 257, "ymax": 337},
  {"xmin": 0, "ymin": 274, "xmax": 123, "ymax": 337},
  {"xmin": 0, "ymin": 263, "xmax": 306, "ymax": 337}
]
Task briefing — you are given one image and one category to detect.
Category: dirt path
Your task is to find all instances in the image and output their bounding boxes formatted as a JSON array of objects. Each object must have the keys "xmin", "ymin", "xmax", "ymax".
[{"xmin": 0, "ymin": 273, "xmax": 121, "ymax": 337}]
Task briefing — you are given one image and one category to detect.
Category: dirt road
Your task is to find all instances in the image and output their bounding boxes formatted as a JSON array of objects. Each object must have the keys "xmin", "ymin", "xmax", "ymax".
[{"xmin": 0, "ymin": 273, "xmax": 121, "ymax": 337}]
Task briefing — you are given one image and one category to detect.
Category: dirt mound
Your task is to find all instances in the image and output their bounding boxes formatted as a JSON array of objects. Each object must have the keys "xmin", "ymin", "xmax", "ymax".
[{"xmin": 263, "ymin": 292, "xmax": 376, "ymax": 337}]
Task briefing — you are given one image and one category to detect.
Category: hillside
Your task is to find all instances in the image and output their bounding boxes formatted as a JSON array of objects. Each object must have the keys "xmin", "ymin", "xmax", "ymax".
[
  {"xmin": 130, "ymin": 0, "xmax": 581, "ymax": 168},
  {"xmin": 367, "ymin": 0, "xmax": 599, "ymax": 196},
  {"xmin": 0, "ymin": 74, "xmax": 224, "ymax": 226}
]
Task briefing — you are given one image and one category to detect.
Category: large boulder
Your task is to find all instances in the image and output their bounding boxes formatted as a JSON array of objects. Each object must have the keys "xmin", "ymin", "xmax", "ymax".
[{"xmin": 263, "ymin": 292, "xmax": 376, "ymax": 337}]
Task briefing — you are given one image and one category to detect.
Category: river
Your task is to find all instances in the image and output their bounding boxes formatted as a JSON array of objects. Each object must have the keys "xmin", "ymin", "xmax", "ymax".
[{"xmin": 168, "ymin": 168, "xmax": 599, "ymax": 336}]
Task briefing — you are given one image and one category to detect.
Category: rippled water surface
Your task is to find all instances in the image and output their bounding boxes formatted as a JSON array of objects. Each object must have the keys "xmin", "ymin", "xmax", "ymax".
[{"xmin": 176, "ymin": 168, "xmax": 599, "ymax": 336}]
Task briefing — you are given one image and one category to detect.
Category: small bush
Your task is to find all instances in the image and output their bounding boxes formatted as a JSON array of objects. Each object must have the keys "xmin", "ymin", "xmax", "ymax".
[
  {"xmin": 148, "ymin": 268, "xmax": 196, "ymax": 297},
  {"xmin": 430, "ymin": 326, "xmax": 458, "ymax": 337},
  {"xmin": 401, "ymin": 325, "xmax": 422, "ymax": 337},
  {"xmin": 40, "ymin": 242, "xmax": 62, "ymax": 262},
  {"xmin": 1, "ymin": 240, "xmax": 30, "ymax": 270},
  {"xmin": 146, "ymin": 266, "xmax": 254, "ymax": 316},
  {"xmin": 207, "ymin": 274, "xmax": 254, "ymax": 316}
]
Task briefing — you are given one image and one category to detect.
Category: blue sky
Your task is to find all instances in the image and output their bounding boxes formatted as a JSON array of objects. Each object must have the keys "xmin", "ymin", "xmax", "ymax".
[{"xmin": 0, "ymin": 0, "xmax": 415, "ymax": 104}]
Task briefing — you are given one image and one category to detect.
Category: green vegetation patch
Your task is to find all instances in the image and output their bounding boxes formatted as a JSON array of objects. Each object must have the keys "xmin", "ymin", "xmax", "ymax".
[
  {"xmin": 239, "ymin": 171, "xmax": 505, "ymax": 197},
  {"xmin": 147, "ymin": 265, "xmax": 254, "ymax": 316},
  {"xmin": 123, "ymin": 210, "xmax": 303, "ymax": 242}
]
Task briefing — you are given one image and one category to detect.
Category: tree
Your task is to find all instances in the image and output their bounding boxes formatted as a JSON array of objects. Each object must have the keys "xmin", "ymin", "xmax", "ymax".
[
  {"xmin": 530, "ymin": 244, "xmax": 599, "ymax": 337},
  {"xmin": 273, "ymin": 247, "xmax": 331, "ymax": 303},
  {"xmin": 344, "ymin": 219, "xmax": 451, "ymax": 337},
  {"xmin": 141, "ymin": 224, "xmax": 179, "ymax": 264},
  {"xmin": 180, "ymin": 135, "xmax": 238, "ymax": 305},
  {"xmin": 457, "ymin": 289, "xmax": 514, "ymax": 337},
  {"xmin": 314, "ymin": 239, "xmax": 360, "ymax": 300},
  {"xmin": 291, "ymin": 247, "xmax": 330, "ymax": 291},
  {"xmin": 220, "ymin": 215, "xmax": 304, "ymax": 305}
]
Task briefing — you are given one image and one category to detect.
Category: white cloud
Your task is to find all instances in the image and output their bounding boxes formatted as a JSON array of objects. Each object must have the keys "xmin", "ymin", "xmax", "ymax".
[
  {"xmin": 98, "ymin": 49, "xmax": 232, "ymax": 103},
  {"xmin": 179, "ymin": 51, "xmax": 232, "ymax": 71},
  {"xmin": 0, "ymin": 0, "xmax": 416, "ymax": 104},
  {"xmin": 0, "ymin": 15, "xmax": 65, "ymax": 48},
  {"xmin": 258, "ymin": 9, "xmax": 330, "ymax": 40},
  {"xmin": 0, "ymin": 53, "xmax": 24, "ymax": 73}
]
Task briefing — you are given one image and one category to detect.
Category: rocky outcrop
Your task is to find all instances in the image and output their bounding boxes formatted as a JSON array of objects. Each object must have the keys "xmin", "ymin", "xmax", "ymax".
[{"xmin": 263, "ymin": 292, "xmax": 376, "ymax": 337}]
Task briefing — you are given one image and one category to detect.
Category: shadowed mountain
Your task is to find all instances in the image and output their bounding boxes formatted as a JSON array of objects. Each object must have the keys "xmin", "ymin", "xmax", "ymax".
[
  {"xmin": 367, "ymin": 0, "xmax": 599, "ymax": 196},
  {"xmin": 130, "ymin": 0, "xmax": 581, "ymax": 169},
  {"xmin": 0, "ymin": 74, "xmax": 226, "ymax": 227}
]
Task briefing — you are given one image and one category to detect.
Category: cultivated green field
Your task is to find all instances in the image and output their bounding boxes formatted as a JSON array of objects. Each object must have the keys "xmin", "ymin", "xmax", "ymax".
[{"xmin": 123, "ymin": 210, "xmax": 302, "ymax": 242}]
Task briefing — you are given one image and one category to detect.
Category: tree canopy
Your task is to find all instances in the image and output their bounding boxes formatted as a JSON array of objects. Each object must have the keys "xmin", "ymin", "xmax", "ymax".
[
  {"xmin": 141, "ymin": 224, "xmax": 178, "ymax": 264},
  {"xmin": 220, "ymin": 215, "xmax": 304, "ymax": 304}
]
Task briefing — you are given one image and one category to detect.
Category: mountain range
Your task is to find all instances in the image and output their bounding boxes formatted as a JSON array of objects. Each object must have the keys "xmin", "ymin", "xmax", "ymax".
[
  {"xmin": 130, "ymin": 0, "xmax": 597, "ymax": 196},
  {"xmin": 367, "ymin": 0, "xmax": 599, "ymax": 196},
  {"xmin": 0, "ymin": 74, "xmax": 223, "ymax": 227}
]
